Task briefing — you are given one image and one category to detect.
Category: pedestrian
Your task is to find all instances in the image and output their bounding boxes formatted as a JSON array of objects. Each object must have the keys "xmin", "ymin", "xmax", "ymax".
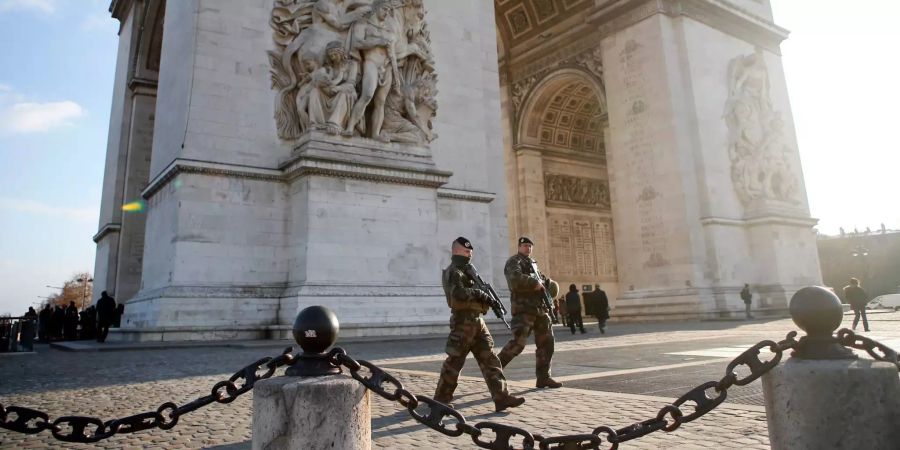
[
  {"xmin": 498, "ymin": 237, "xmax": 562, "ymax": 389},
  {"xmin": 23, "ymin": 307, "xmax": 38, "ymax": 344},
  {"xmin": 38, "ymin": 304, "xmax": 51, "ymax": 342},
  {"xmin": 79, "ymin": 306, "xmax": 96, "ymax": 340},
  {"xmin": 593, "ymin": 284, "xmax": 610, "ymax": 334},
  {"xmin": 433, "ymin": 237, "xmax": 525, "ymax": 412},
  {"xmin": 565, "ymin": 284, "xmax": 585, "ymax": 334},
  {"xmin": 740, "ymin": 283, "xmax": 754, "ymax": 319},
  {"xmin": 51, "ymin": 305, "xmax": 65, "ymax": 340},
  {"xmin": 557, "ymin": 296, "xmax": 568, "ymax": 327},
  {"xmin": 64, "ymin": 301, "xmax": 78, "ymax": 340},
  {"xmin": 843, "ymin": 278, "xmax": 870, "ymax": 332},
  {"xmin": 96, "ymin": 291, "xmax": 117, "ymax": 343}
]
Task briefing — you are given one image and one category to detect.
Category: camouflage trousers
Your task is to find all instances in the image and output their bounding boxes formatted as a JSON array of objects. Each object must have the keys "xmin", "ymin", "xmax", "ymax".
[
  {"xmin": 498, "ymin": 312, "xmax": 555, "ymax": 380},
  {"xmin": 434, "ymin": 313, "xmax": 509, "ymax": 402}
]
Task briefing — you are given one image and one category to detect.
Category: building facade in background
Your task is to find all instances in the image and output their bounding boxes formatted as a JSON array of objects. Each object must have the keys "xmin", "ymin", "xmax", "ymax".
[{"xmin": 93, "ymin": 0, "xmax": 821, "ymax": 341}]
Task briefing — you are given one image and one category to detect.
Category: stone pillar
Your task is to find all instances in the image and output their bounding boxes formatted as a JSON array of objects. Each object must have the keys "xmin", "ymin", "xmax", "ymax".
[
  {"xmin": 252, "ymin": 375, "xmax": 370, "ymax": 450},
  {"xmin": 763, "ymin": 359, "xmax": 900, "ymax": 450},
  {"xmin": 762, "ymin": 286, "xmax": 900, "ymax": 450},
  {"xmin": 254, "ymin": 306, "xmax": 370, "ymax": 450}
]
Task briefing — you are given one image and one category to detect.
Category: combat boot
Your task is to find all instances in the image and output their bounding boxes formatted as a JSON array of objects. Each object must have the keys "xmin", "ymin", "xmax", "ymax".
[
  {"xmin": 494, "ymin": 394, "xmax": 525, "ymax": 412},
  {"xmin": 536, "ymin": 377, "xmax": 562, "ymax": 389}
]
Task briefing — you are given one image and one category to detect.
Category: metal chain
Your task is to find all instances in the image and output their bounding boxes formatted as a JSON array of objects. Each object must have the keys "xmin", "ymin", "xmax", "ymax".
[
  {"xmin": 836, "ymin": 328, "xmax": 900, "ymax": 370},
  {"xmin": 8, "ymin": 328, "xmax": 891, "ymax": 448},
  {"xmin": 328, "ymin": 331, "xmax": 801, "ymax": 450},
  {"xmin": 0, "ymin": 346, "xmax": 295, "ymax": 443}
]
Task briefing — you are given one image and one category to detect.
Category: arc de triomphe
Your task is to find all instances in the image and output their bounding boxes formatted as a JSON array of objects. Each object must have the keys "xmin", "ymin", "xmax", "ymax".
[{"xmin": 94, "ymin": 0, "xmax": 821, "ymax": 341}]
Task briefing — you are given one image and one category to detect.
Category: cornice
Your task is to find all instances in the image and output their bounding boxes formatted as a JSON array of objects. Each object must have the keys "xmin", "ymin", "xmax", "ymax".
[
  {"xmin": 142, "ymin": 153, "xmax": 453, "ymax": 200},
  {"xmin": 588, "ymin": 0, "xmax": 789, "ymax": 53},
  {"xmin": 128, "ymin": 77, "xmax": 158, "ymax": 95},
  {"xmin": 108, "ymin": 0, "xmax": 133, "ymax": 22},
  {"xmin": 700, "ymin": 215, "xmax": 819, "ymax": 228},
  {"xmin": 142, "ymin": 159, "xmax": 283, "ymax": 199},
  {"xmin": 282, "ymin": 156, "xmax": 451, "ymax": 189},
  {"xmin": 92, "ymin": 223, "xmax": 122, "ymax": 243},
  {"xmin": 436, "ymin": 187, "xmax": 496, "ymax": 204}
]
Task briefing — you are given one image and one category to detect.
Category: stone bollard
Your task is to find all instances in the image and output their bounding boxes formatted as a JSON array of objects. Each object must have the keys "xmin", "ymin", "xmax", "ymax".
[
  {"xmin": 252, "ymin": 306, "xmax": 371, "ymax": 450},
  {"xmin": 762, "ymin": 286, "xmax": 900, "ymax": 450}
]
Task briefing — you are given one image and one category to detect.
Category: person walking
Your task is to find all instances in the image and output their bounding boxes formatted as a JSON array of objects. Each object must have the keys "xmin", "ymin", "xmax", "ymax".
[
  {"xmin": 96, "ymin": 291, "xmax": 117, "ymax": 343},
  {"xmin": 592, "ymin": 284, "xmax": 610, "ymax": 334},
  {"xmin": 565, "ymin": 284, "xmax": 585, "ymax": 334},
  {"xmin": 433, "ymin": 237, "xmax": 525, "ymax": 412},
  {"xmin": 843, "ymin": 278, "xmax": 870, "ymax": 332},
  {"xmin": 740, "ymin": 283, "xmax": 754, "ymax": 319},
  {"xmin": 497, "ymin": 237, "xmax": 562, "ymax": 389},
  {"xmin": 556, "ymin": 296, "xmax": 568, "ymax": 328}
]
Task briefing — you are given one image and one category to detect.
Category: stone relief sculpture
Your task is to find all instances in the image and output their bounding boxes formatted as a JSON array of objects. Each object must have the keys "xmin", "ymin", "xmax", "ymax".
[
  {"xmin": 544, "ymin": 173, "xmax": 611, "ymax": 209},
  {"xmin": 724, "ymin": 49, "xmax": 799, "ymax": 205},
  {"xmin": 268, "ymin": 0, "xmax": 438, "ymax": 145}
]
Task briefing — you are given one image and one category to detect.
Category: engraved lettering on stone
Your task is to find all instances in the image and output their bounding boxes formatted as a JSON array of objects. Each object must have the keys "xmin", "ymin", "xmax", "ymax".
[
  {"xmin": 548, "ymin": 215, "xmax": 617, "ymax": 278},
  {"xmin": 544, "ymin": 173, "xmax": 611, "ymax": 209},
  {"xmin": 268, "ymin": 0, "xmax": 438, "ymax": 145},
  {"xmin": 725, "ymin": 49, "xmax": 800, "ymax": 205}
]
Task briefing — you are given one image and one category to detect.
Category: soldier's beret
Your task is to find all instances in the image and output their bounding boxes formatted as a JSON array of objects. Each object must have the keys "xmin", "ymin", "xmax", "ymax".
[
  {"xmin": 518, "ymin": 236, "xmax": 534, "ymax": 245},
  {"xmin": 454, "ymin": 236, "xmax": 473, "ymax": 249}
]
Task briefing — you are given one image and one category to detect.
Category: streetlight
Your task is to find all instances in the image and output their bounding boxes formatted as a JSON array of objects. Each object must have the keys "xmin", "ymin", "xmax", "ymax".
[{"xmin": 76, "ymin": 277, "xmax": 93, "ymax": 311}]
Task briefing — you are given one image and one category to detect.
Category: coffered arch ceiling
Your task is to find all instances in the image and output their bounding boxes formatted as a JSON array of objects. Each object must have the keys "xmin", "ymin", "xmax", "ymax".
[
  {"xmin": 494, "ymin": 0, "xmax": 593, "ymax": 55},
  {"xmin": 520, "ymin": 71, "xmax": 607, "ymax": 158}
]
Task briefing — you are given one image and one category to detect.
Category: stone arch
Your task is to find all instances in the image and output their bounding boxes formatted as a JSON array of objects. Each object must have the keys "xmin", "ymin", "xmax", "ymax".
[
  {"xmin": 517, "ymin": 68, "xmax": 607, "ymax": 155},
  {"xmin": 508, "ymin": 68, "xmax": 617, "ymax": 292}
]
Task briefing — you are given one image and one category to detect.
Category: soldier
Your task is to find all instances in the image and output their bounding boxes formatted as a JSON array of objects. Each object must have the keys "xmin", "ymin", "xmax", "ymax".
[
  {"xmin": 434, "ymin": 237, "xmax": 526, "ymax": 412},
  {"xmin": 498, "ymin": 237, "xmax": 563, "ymax": 389}
]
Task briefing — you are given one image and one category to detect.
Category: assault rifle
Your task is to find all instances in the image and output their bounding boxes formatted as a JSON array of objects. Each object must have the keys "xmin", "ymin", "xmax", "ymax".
[
  {"xmin": 529, "ymin": 260, "xmax": 559, "ymax": 324},
  {"xmin": 463, "ymin": 266, "xmax": 511, "ymax": 330}
]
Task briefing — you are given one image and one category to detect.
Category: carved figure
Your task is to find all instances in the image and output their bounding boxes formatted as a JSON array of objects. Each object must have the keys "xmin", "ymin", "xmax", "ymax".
[
  {"xmin": 725, "ymin": 49, "xmax": 800, "ymax": 206},
  {"xmin": 344, "ymin": 0, "xmax": 400, "ymax": 140},
  {"xmin": 267, "ymin": 0, "xmax": 438, "ymax": 145},
  {"xmin": 308, "ymin": 41, "xmax": 358, "ymax": 134},
  {"xmin": 544, "ymin": 174, "xmax": 610, "ymax": 209}
]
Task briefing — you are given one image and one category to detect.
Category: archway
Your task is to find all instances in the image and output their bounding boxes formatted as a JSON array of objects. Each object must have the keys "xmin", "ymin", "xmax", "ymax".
[{"xmin": 512, "ymin": 69, "xmax": 617, "ymax": 294}]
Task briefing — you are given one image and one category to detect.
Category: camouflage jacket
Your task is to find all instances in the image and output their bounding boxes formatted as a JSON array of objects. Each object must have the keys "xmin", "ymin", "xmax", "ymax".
[
  {"xmin": 504, "ymin": 253, "xmax": 549, "ymax": 315},
  {"xmin": 442, "ymin": 257, "xmax": 489, "ymax": 315}
]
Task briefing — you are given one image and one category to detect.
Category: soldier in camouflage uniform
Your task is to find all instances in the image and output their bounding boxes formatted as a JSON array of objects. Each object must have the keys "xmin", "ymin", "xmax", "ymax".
[
  {"xmin": 498, "ymin": 237, "xmax": 563, "ymax": 388},
  {"xmin": 434, "ymin": 237, "xmax": 526, "ymax": 412}
]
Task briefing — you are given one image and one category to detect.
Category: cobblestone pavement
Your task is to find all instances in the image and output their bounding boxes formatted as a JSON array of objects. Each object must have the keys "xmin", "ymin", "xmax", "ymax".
[{"xmin": 1, "ymin": 311, "xmax": 897, "ymax": 449}]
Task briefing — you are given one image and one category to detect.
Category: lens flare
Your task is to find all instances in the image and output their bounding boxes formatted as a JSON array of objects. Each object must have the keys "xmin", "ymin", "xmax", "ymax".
[{"xmin": 122, "ymin": 200, "xmax": 145, "ymax": 212}]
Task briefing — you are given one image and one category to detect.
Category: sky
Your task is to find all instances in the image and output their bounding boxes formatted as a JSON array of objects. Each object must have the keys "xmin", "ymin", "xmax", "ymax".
[{"xmin": 0, "ymin": 0, "xmax": 898, "ymax": 315}]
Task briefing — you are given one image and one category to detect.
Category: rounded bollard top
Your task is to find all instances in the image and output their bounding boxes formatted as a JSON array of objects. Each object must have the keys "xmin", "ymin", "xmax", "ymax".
[
  {"xmin": 292, "ymin": 306, "xmax": 339, "ymax": 354},
  {"xmin": 789, "ymin": 286, "xmax": 843, "ymax": 337}
]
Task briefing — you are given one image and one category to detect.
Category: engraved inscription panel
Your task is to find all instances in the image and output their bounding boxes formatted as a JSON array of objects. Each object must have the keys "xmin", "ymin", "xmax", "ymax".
[{"xmin": 548, "ymin": 214, "xmax": 616, "ymax": 279}]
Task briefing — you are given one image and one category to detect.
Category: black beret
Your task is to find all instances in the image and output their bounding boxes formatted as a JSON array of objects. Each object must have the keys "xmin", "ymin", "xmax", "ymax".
[
  {"xmin": 518, "ymin": 236, "xmax": 534, "ymax": 245},
  {"xmin": 454, "ymin": 236, "xmax": 473, "ymax": 249}
]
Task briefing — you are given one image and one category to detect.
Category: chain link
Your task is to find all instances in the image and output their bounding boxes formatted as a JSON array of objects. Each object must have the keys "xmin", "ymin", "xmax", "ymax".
[
  {"xmin": 7, "ymin": 329, "xmax": 880, "ymax": 448},
  {"xmin": 329, "ymin": 332, "xmax": 800, "ymax": 449},
  {"xmin": 0, "ymin": 346, "xmax": 294, "ymax": 443},
  {"xmin": 837, "ymin": 328, "xmax": 900, "ymax": 370}
]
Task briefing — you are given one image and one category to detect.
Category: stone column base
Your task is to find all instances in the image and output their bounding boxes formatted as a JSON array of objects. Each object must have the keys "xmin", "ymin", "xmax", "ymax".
[
  {"xmin": 762, "ymin": 358, "xmax": 900, "ymax": 450},
  {"xmin": 253, "ymin": 375, "xmax": 370, "ymax": 450}
]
